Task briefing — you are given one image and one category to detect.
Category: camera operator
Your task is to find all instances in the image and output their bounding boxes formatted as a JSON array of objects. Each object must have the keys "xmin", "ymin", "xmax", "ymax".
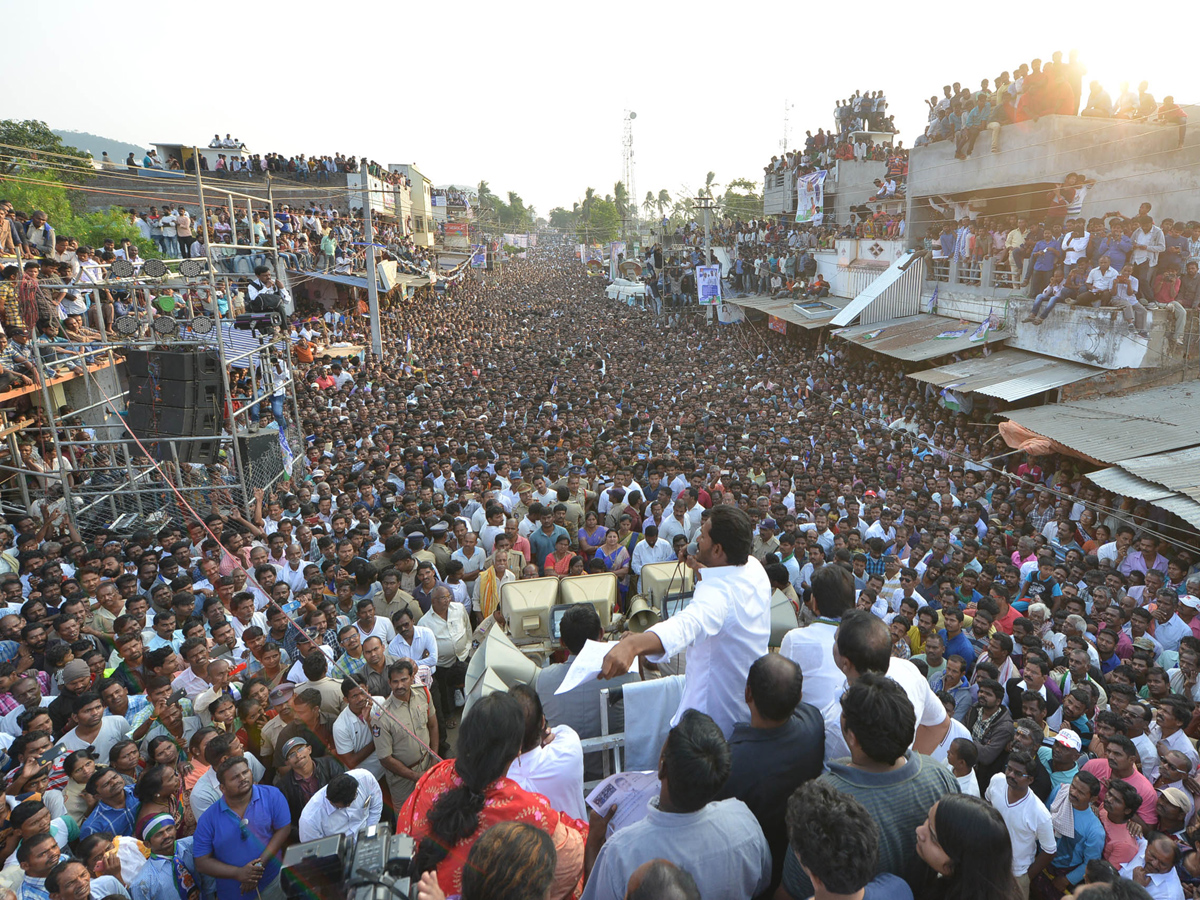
[{"xmin": 245, "ymin": 264, "xmax": 291, "ymax": 323}]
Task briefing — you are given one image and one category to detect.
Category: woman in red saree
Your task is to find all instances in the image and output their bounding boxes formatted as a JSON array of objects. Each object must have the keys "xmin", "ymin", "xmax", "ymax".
[{"xmin": 399, "ymin": 693, "xmax": 587, "ymax": 900}]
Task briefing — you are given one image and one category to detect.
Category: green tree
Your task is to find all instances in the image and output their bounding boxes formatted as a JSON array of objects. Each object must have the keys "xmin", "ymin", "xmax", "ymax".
[
  {"xmin": 643, "ymin": 191, "xmax": 655, "ymax": 218},
  {"xmin": 656, "ymin": 189, "xmax": 671, "ymax": 220},
  {"xmin": 0, "ymin": 119, "xmax": 93, "ymax": 181},
  {"xmin": 1, "ymin": 171, "xmax": 73, "ymax": 225},
  {"xmin": 722, "ymin": 177, "xmax": 763, "ymax": 220},
  {"xmin": 549, "ymin": 207, "xmax": 574, "ymax": 229},
  {"xmin": 583, "ymin": 198, "xmax": 620, "ymax": 243}
]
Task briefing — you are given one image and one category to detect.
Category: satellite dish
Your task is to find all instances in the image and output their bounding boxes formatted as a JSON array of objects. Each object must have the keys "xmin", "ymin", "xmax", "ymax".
[{"xmin": 629, "ymin": 111, "xmax": 637, "ymax": 119}]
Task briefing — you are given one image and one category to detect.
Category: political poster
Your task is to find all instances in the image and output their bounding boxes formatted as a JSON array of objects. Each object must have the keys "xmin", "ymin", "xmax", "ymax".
[
  {"xmin": 471, "ymin": 250, "xmax": 487, "ymax": 268},
  {"xmin": 716, "ymin": 303, "xmax": 745, "ymax": 324},
  {"xmin": 696, "ymin": 265, "xmax": 722, "ymax": 305},
  {"xmin": 768, "ymin": 315, "xmax": 788, "ymax": 334},
  {"xmin": 444, "ymin": 223, "xmax": 469, "ymax": 237},
  {"xmin": 795, "ymin": 171, "xmax": 827, "ymax": 225}
]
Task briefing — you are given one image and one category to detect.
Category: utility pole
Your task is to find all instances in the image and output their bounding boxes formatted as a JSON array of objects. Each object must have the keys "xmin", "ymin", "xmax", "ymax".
[
  {"xmin": 361, "ymin": 178, "xmax": 383, "ymax": 357},
  {"xmin": 694, "ymin": 196, "xmax": 713, "ymax": 265}
]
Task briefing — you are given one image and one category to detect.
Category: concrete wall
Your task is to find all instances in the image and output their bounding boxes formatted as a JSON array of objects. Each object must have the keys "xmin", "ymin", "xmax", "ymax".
[
  {"xmin": 906, "ymin": 112, "xmax": 1200, "ymax": 228},
  {"xmin": 826, "ymin": 160, "xmax": 889, "ymax": 225},
  {"xmin": 762, "ymin": 159, "xmax": 889, "ymax": 224},
  {"xmin": 928, "ymin": 286, "xmax": 1195, "ymax": 370},
  {"xmin": 764, "ymin": 171, "xmax": 790, "ymax": 216}
]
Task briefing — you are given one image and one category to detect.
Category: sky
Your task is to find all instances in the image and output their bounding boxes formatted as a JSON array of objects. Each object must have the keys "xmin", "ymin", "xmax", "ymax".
[{"xmin": 7, "ymin": 1, "xmax": 1195, "ymax": 218}]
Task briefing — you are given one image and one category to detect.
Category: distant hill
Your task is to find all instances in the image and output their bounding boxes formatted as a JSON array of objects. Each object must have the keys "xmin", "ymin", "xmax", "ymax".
[{"xmin": 51, "ymin": 129, "xmax": 147, "ymax": 165}]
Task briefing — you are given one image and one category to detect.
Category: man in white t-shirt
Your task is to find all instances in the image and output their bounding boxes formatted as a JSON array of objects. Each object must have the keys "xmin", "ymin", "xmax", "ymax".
[
  {"xmin": 60, "ymin": 693, "xmax": 131, "ymax": 764},
  {"xmin": 506, "ymin": 685, "xmax": 586, "ymax": 821},
  {"xmin": 985, "ymin": 749, "xmax": 1056, "ymax": 894},
  {"xmin": 821, "ymin": 608, "xmax": 949, "ymax": 763}
]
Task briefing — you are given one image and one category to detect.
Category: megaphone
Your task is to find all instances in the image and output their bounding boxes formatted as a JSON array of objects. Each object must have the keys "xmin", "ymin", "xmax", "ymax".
[
  {"xmin": 465, "ymin": 626, "xmax": 538, "ymax": 697},
  {"xmin": 626, "ymin": 594, "xmax": 660, "ymax": 633}
]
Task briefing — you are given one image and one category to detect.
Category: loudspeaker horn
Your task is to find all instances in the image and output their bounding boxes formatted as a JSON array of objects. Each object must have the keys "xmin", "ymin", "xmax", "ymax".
[
  {"xmin": 464, "ymin": 626, "xmax": 538, "ymax": 697},
  {"xmin": 626, "ymin": 594, "xmax": 660, "ymax": 633}
]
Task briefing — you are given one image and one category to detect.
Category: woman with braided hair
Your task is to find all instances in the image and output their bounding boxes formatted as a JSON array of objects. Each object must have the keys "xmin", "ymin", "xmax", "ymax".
[{"xmin": 399, "ymin": 692, "xmax": 587, "ymax": 899}]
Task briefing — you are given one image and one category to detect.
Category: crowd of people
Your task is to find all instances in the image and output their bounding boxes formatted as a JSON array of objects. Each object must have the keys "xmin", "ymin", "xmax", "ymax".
[
  {"xmin": 916, "ymin": 52, "xmax": 1188, "ymax": 156},
  {"xmin": 0, "ymin": 198, "xmax": 435, "ymax": 349},
  {"xmin": 0, "ymin": 236, "xmax": 1187, "ymax": 900},
  {"xmin": 115, "ymin": 143, "xmax": 415, "ymax": 189},
  {"xmin": 833, "ymin": 90, "xmax": 897, "ymax": 136},
  {"xmin": 923, "ymin": 190, "xmax": 1200, "ymax": 338}
]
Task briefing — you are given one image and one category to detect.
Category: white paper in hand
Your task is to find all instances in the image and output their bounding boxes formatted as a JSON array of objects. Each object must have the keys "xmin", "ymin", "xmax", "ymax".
[
  {"xmin": 554, "ymin": 639, "xmax": 637, "ymax": 695},
  {"xmin": 586, "ymin": 770, "xmax": 660, "ymax": 836}
]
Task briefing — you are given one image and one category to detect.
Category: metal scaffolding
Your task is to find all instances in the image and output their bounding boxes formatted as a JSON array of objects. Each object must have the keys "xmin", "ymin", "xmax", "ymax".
[{"xmin": 0, "ymin": 161, "xmax": 304, "ymax": 539}]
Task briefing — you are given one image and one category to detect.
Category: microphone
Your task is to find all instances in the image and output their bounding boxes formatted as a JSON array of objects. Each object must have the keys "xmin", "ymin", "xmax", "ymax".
[{"xmin": 686, "ymin": 541, "xmax": 698, "ymax": 558}]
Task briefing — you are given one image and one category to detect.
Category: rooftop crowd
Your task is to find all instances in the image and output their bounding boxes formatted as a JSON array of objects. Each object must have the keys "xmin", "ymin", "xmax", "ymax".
[
  {"xmin": 916, "ymin": 51, "xmax": 1188, "ymax": 156},
  {"xmin": 116, "ymin": 140, "xmax": 413, "ymax": 189},
  {"xmin": 0, "ymin": 235, "xmax": 1187, "ymax": 899}
]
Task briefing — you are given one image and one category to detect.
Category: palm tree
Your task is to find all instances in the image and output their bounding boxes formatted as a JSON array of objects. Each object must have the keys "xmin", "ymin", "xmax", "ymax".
[
  {"xmin": 613, "ymin": 181, "xmax": 629, "ymax": 224},
  {"xmin": 701, "ymin": 171, "xmax": 717, "ymax": 199},
  {"xmin": 582, "ymin": 187, "xmax": 596, "ymax": 219},
  {"xmin": 643, "ymin": 191, "xmax": 655, "ymax": 218},
  {"xmin": 656, "ymin": 189, "xmax": 671, "ymax": 220}
]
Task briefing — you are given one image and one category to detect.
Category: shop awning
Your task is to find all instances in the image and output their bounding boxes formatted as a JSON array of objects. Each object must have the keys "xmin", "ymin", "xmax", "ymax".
[
  {"xmin": 725, "ymin": 294, "xmax": 849, "ymax": 329},
  {"xmin": 1003, "ymin": 383, "xmax": 1200, "ymax": 463},
  {"xmin": 833, "ymin": 314, "xmax": 1007, "ymax": 361},
  {"xmin": 908, "ymin": 349, "xmax": 1100, "ymax": 401}
]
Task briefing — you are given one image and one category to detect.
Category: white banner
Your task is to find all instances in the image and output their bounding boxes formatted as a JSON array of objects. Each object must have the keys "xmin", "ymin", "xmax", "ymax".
[
  {"xmin": 795, "ymin": 170, "xmax": 827, "ymax": 225},
  {"xmin": 716, "ymin": 303, "xmax": 746, "ymax": 324},
  {"xmin": 696, "ymin": 265, "xmax": 722, "ymax": 305}
]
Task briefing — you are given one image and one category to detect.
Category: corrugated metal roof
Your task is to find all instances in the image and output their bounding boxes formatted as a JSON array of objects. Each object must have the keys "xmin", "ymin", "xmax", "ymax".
[
  {"xmin": 1086, "ymin": 467, "xmax": 1200, "ymax": 530},
  {"xmin": 834, "ymin": 314, "xmax": 1007, "ymax": 362},
  {"xmin": 725, "ymin": 294, "xmax": 848, "ymax": 330},
  {"xmin": 1005, "ymin": 384, "xmax": 1200, "ymax": 463},
  {"xmin": 830, "ymin": 252, "xmax": 914, "ymax": 326},
  {"xmin": 908, "ymin": 350, "xmax": 1101, "ymax": 401},
  {"xmin": 1086, "ymin": 467, "xmax": 1178, "ymax": 502},
  {"xmin": 1116, "ymin": 446, "xmax": 1200, "ymax": 505}
]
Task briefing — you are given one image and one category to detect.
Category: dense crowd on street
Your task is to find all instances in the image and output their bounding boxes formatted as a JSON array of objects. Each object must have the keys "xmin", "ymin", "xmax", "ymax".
[{"xmin": 0, "ymin": 235, "xmax": 1188, "ymax": 900}]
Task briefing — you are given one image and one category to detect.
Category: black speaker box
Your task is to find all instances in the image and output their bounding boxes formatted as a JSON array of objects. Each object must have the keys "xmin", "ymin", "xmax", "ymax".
[
  {"xmin": 124, "ymin": 349, "xmax": 221, "ymax": 382},
  {"xmin": 236, "ymin": 431, "xmax": 287, "ymax": 485}
]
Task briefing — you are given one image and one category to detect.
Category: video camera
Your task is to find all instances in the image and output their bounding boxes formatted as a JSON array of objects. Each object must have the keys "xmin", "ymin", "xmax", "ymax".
[{"xmin": 282, "ymin": 825, "xmax": 415, "ymax": 900}]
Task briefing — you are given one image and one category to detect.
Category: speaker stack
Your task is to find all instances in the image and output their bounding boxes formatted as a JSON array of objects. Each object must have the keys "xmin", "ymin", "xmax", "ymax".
[{"xmin": 124, "ymin": 350, "xmax": 223, "ymax": 464}]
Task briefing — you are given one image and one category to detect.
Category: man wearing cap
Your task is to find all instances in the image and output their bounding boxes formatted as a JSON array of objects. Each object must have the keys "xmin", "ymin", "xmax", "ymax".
[
  {"xmin": 1174, "ymin": 594, "xmax": 1200, "ymax": 642},
  {"xmin": 372, "ymin": 658, "xmax": 436, "ymax": 809},
  {"xmin": 1036, "ymin": 728, "xmax": 1083, "ymax": 803},
  {"xmin": 752, "ymin": 520, "xmax": 779, "ymax": 563},
  {"xmin": 297, "ymin": 770, "xmax": 383, "ymax": 843},
  {"xmin": 47, "ymin": 660, "xmax": 92, "ymax": 735},
  {"xmin": 428, "ymin": 522, "xmax": 453, "ymax": 577},
  {"xmin": 129, "ymin": 815, "xmax": 196, "ymax": 900},
  {"xmin": 274, "ymin": 736, "xmax": 346, "ymax": 835}
]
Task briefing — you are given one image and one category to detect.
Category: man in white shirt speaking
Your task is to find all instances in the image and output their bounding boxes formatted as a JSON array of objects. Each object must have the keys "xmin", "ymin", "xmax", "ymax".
[{"xmin": 602, "ymin": 505, "xmax": 771, "ymax": 738}]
